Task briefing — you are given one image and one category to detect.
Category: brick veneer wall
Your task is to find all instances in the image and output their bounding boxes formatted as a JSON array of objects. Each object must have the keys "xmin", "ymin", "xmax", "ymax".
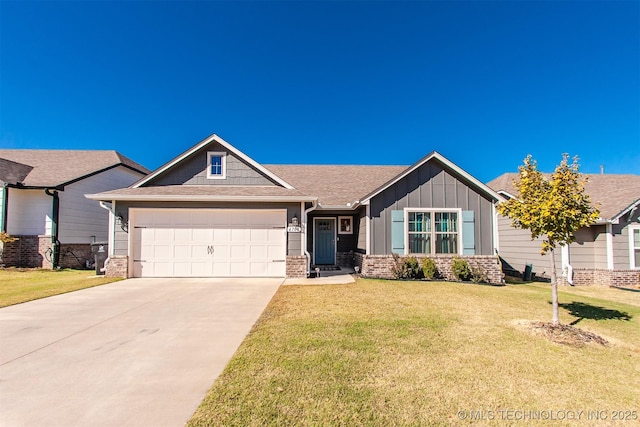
[
  {"xmin": 286, "ymin": 255, "xmax": 307, "ymax": 278},
  {"xmin": 566, "ymin": 268, "xmax": 640, "ymax": 287},
  {"xmin": 105, "ymin": 256, "xmax": 128, "ymax": 277},
  {"xmin": 1, "ymin": 235, "xmax": 52, "ymax": 268},
  {"xmin": 336, "ymin": 251, "xmax": 354, "ymax": 268},
  {"xmin": 59, "ymin": 244, "xmax": 92, "ymax": 269},
  {"xmin": 354, "ymin": 253, "xmax": 504, "ymax": 284}
]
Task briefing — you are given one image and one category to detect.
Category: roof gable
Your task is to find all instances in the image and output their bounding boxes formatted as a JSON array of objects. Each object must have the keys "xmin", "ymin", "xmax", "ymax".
[
  {"xmin": 487, "ymin": 172, "xmax": 640, "ymax": 221},
  {"xmin": 0, "ymin": 149, "xmax": 149, "ymax": 188},
  {"xmin": 133, "ymin": 134, "xmax": 294, "ymax": 189},
  {"xmin": 361, "ymin": 151, "xmax": 503, "ymax": 204}
]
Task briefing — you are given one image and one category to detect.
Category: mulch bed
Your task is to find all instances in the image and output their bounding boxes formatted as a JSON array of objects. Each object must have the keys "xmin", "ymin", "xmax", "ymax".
[{"xmin": 529, "ymin": 321, "xmax": 609, "ymax": 348}]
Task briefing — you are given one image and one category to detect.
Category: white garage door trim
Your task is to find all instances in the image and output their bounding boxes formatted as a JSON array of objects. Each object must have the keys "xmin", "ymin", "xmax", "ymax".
[{"xmin": 129, "ymin": 208, "xmax": 287, "ymax": 278}]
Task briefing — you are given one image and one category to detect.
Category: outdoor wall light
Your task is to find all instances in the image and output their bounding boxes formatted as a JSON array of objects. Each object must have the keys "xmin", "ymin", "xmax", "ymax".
[{"xmin": 291, "ymin": 215, "xmax": 299, "ymax": 226}]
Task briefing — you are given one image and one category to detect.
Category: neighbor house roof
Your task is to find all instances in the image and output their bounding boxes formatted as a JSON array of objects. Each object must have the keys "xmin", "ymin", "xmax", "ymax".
[
  {"xmin": 487, "ymin": 173, "xmax": 640, "ymax": 221},
  {"xmin": 0, "ymin": 149, "xmax": 150, "ymax": 188},
  {"xmin": 264, "ymin": 164, "xmax": 408, "ymax": 207},
  {"xmin": 86, "ymin": 185, "xmax": 315, "ymax": 202},
  {"xmin": 0, "ymin": 158, "xmax": 33, "ymax": 185}
]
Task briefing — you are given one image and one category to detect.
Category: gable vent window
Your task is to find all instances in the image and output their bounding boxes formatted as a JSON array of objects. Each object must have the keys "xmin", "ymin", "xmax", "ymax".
[{"xmin": 207, "ymin": 151, "xmax": 227, "ymax": 179}]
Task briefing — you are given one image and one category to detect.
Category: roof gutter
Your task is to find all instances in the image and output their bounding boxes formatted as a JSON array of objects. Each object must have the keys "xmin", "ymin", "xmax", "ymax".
[{"xmin": 85, "ymin": 194, "xmax": 317, "ymax": 203}]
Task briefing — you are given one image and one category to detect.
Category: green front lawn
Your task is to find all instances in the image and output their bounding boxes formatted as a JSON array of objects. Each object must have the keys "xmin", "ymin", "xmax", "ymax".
[
  {"xmin": 189, "ymin": 280, "xmax": 640, "ymax": 426},
  {"xmin": 0, "ymin": 268, "xmax": 122, "ymax": 307}
]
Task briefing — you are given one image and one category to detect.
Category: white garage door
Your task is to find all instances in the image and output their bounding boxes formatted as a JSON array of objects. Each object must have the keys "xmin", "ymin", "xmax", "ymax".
[{"xmin": 131, "ymin": 209, "xmax": 287, "ymax": 278}]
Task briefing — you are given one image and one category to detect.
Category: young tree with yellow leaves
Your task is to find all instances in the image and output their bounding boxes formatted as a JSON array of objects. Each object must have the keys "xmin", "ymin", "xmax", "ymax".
[{"xmin": 498, "ymin": 154, "xmax": 600, "ymax": 324}]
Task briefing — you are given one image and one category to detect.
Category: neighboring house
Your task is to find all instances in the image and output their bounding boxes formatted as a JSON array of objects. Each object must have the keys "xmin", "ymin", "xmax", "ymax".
[
  {"xmin": 488, "ymin": 173, "xmax": 640, "ymax": 287},
  {"xmin": 87, "ymin": 133, "xmax": 504, "ymax": 282},
  {"xmin": 0, "ymin": 150, "xmax": 149, "ymax": 268}
]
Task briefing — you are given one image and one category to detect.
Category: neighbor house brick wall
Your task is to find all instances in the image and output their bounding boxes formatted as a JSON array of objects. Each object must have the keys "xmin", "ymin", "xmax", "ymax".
[
  {"xmin": 355, "ymin": 253, "xmax": 504, "ymax": 284},
  {"xmin": 286, "ymin": 255, "xmax": 307, "ymax": 278},
  {"xmin": 59, "ymin": 244, "xmax": 92, "ymax": 269},
  {"xmin": 0, "ymin": 235, "xmax": 52, "ymax": 268},
  {"xmin": 105, "ymin": 256, "xmax": 128, "ymax": 278}
]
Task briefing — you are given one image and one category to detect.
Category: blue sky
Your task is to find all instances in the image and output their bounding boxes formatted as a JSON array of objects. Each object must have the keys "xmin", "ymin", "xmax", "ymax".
[{"xmin": 1, "ymin": 0, "xmax": 638, "ymax": 182}]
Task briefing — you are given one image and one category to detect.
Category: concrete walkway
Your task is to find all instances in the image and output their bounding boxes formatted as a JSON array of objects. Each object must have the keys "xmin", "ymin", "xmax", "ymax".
[
  {"xmin": 282, "ymin": 269, "xmax": 356, "ymax": 285},
  {"xmin": 0, "ymin": 278, "xmax": 282, "ymax": 427}
]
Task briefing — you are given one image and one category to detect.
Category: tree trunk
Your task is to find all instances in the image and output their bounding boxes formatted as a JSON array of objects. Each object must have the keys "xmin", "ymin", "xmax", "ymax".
[{"xmin": 549, "ymin": 247, "xmax": 559, "ymax": 324}]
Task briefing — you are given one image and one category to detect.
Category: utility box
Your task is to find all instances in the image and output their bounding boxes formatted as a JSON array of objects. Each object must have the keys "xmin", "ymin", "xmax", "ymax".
[
  {"xmin": 91, "ymin": 242, "xmax": 109, "ymax": 275},
  {"xmin": 523, "ymin": 263, "xmax": 533, "ymax": 281}
]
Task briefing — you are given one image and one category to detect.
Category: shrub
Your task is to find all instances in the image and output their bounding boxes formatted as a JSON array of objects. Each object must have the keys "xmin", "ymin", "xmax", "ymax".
[
  {"xmin": 0, "ymin": 232, "xmax": 17, "ymax": 244},
  {"xmin": 392, "ymin": 255, "xmax": 422, "ymax": 279},
  {"xmin": 451, "ymin": 257, "xmax": 471, "ymax": 281},
  {"xmin": 470, "ymin": 264, "xmax": 489, "ymax": 283},
  {"xmin": 421, "ymin": 258, "xmax": 438, "ymax": 280}
]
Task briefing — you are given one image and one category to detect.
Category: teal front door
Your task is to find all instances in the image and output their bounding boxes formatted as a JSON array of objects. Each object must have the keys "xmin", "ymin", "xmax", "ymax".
[{"xmin": 314, "ymin": 218, "xmax": 335, "ymax": 265}]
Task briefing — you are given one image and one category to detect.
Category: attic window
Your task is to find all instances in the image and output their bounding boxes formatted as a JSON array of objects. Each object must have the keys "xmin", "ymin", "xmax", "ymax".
[{"xmin": 207, "ymin": 151, "xmax": 226, "ymax": 179}]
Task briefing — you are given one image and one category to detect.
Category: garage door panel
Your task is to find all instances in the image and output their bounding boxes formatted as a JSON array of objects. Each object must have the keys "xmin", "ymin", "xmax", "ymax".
[{"xmin": 133, "ymin": 209, "xmax": 286, "ymax": 278}]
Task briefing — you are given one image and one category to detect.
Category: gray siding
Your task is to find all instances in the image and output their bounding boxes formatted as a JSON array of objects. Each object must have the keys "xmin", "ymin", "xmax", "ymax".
[
  {"xmin": 613, "ymin": 210, "xmax": 640, "ymax": 269},
  {"xmin": 112, "ymin": 201, "xmax": 302, "ymax": 256},
  {"xmin": 356, "ymin": 207, "xmax": 366, "ymax": 252},
  {"xmin": 369, "ymin": 159, "xmax": 495, "ymax": 255},
  {"xmin": 496, "ymin": 214, "xmax": 562, "ymax": 276},
  {"xmin": 147, "ymin": 141, "xmax": 278, "ymax": 186}
]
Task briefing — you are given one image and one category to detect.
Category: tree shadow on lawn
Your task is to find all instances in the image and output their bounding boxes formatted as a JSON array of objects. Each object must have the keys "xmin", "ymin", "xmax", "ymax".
[{"xmin": 557, "ymin": 301, "xmax": 633, "ymax": 326}]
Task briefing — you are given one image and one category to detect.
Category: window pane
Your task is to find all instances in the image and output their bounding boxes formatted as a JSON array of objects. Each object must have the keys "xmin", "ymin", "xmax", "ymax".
[
  {"xmin": 635, "ymin": 250, "xmax": 640, "ymax": 267},
  {"xmin": 435, "ymin": 212, "xmax": 458, "ymax": 232},
  {"xmin": 409, "ymin": 234, "xmax": 431, "ymax": 254},
  {"xmin": 210, "ymin": 156, "xmax": 222, "ymax": 175},
  {"xmin": 436, "ymin": 234, "xmax": 458, "ymax": 254},
  {"xmin": 634, "ymin": 230, "xmax": 640, "ymax": 247},
  {"xmin": 408, "ymin": 212, "xmax": 430, "ymax": 232}
]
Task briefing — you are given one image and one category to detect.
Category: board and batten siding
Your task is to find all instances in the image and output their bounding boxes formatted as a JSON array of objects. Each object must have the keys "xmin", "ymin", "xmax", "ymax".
[
  {"xmin": 59, "ymin": 166, "xmax": 145, "ymax": 244},
  {"xmin": 5, "ymin": 189, "xmax": 52, "ymax": 236},
  {"xmin": 112, "ymin": 202, "xmax": 303, "ymax": 257},
  {"xmin": 146, "ymin": 141, "xmax": 278, "ymax": 186},
  {"xmin": 369, "ymin": 159, "xmax": 495, "ymax": 255}
]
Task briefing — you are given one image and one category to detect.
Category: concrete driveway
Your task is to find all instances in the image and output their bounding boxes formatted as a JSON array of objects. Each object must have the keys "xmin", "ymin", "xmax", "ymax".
[{"xmin": 0, "ymin": 277, "xmax": 282, "ymax": 427}]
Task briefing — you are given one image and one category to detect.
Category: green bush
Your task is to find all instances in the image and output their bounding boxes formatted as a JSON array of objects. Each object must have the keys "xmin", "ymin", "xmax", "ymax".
[
  {"xmin": 451, "ymin": 257, "xmax": 471, "ymax": 281},
  {"xmin": 421, "ymin": 258, "xmax": 438, "ymax": 280},
  {"xmin": 392, "ymin": 255, "xmax": 422, "ymax": 280}
]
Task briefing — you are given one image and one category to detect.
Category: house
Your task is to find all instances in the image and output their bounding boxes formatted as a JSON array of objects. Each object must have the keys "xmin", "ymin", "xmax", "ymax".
[
  {"xmin": 488, "ymin": 173, "xmax": 640, "ymax": 287},
  {"xmin": 86, "ymin": 133, "xmax": 504, "ymax": 282},
  {"xmin": 0, "ymin": 150, "xmax": 149, "ymax": 268}
]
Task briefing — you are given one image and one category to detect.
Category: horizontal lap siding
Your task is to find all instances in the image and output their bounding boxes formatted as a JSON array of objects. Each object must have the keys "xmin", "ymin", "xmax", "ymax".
[
  {"xmin": 6, "ymin": 189, "xmax": 51, "ymax": 236},
  {"xmin": 370, "ymin": 160, "xmax": 495, "ymax": 255},
  {"xmin": 496, "ymin": 215, "xmax": 559, "ymax": 275},
  {"xmin": 58, "ymin": 167, "xmax": 144, "ymax": 243}
]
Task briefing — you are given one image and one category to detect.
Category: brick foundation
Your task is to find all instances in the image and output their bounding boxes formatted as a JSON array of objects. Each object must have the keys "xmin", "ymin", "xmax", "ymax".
[
  {"xmin": 561, "ymin": 268, "xmax": 640, "ymax": 287},
  {"xmin": 336, "ymin": 251, "xmax": 355, "ymax": 268},
  {"xmin": 1, "ymin": 235, "xmax": 52, "ymax": 268},
  {"xmin": 286, "ymin": 255, "xmax": 307, "ymax": 278},
  {"xmin": 354, "ymin": 253, "xmax": 504, "ymax": 284},
  {"xmin": 105, "ymin": 256, "xmax": 128, "ymax": 278},
  {"xmin": 59, "ymin": 244, "xmax": 92, "ymax": 269}
]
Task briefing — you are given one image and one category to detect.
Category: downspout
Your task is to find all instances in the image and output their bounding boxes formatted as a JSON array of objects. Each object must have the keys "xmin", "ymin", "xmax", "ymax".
[
  {"xmin": 1, "ymin": 184, "xmax": 8, "ymax": 233},
  {"xmin": 303, "ymin": 200, "xmax": 318, "ymax": 277},
  {"xmin": 561, "ymin": 244, "xmax": 573, "ymax": 285},
  {"xmin": 45, "ymin": 189, "xmax": 60, "ymax": 269},
  {"xmin": 99, "ymin": 201, "xmax": 115, "ymax": 274}
]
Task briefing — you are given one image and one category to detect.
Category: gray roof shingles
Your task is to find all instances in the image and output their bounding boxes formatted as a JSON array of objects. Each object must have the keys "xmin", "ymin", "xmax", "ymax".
[
  {"xmin": 264, "ymin": 164, "xmax": 408, "ymax": 206},
  {"xmin": 487, "ymin": 173, "xmax": 640, "ymax": 220},
  {"xmin": 0, "ymin": 150, "xmax": 150, "ymax": 188}
]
